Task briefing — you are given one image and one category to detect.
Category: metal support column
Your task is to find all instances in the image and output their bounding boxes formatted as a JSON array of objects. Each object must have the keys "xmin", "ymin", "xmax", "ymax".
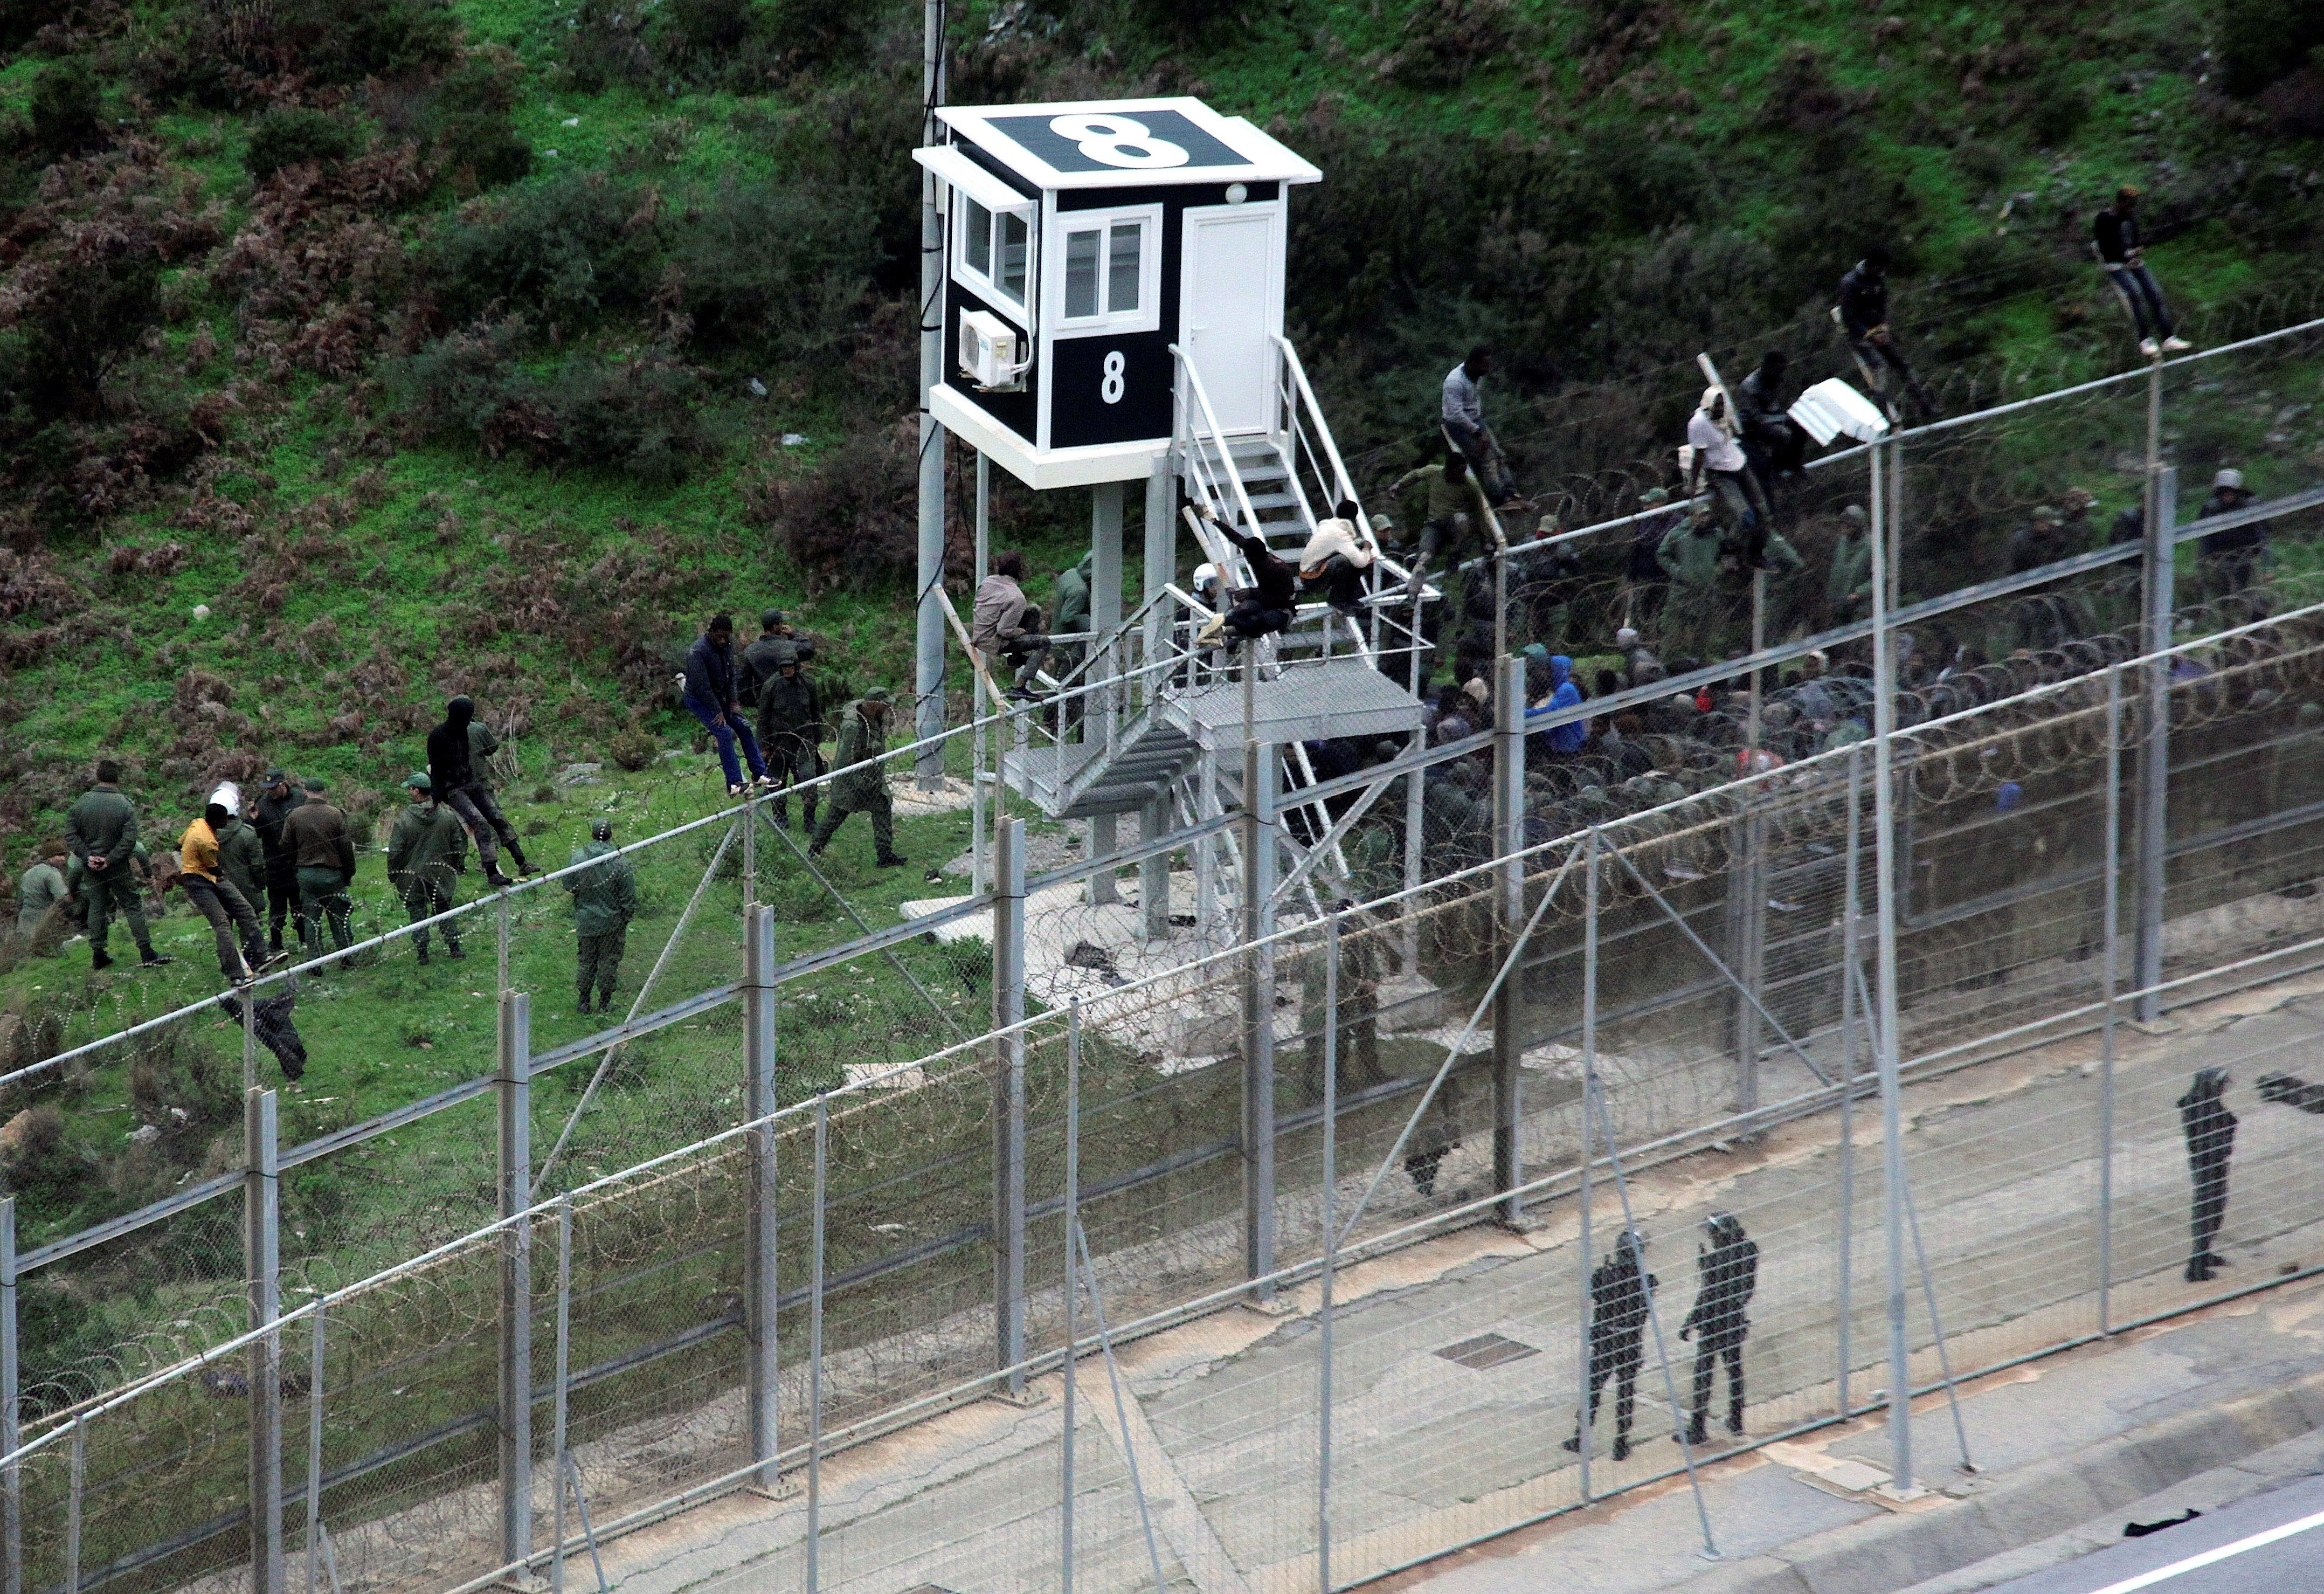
[
  {"xmin": 1089, "ymin": 483, "xmax": 1124, "ymax": 904},
  {"xmin": 992, "ymin": 817, "xmax": 1029, "ymax": 1390},
  {"xmin": 1242, "ymin": 742, "xmax": 1279, "ymax": 1294},
  {"xmin": 1726, "ymin": 802, "xmax": 1767, "ymax": 1121},
  {"xmin": 497, "ymin": 992, "xmax": 535, "ymax": 1572},
  {"xmin": 2099, "ymin": 666, "xmax": 2124, "ymax": 1331},
  {"xmin": 1139, "ymin": 798, "xmax": 1171, "ymax": 940},
  {"xmin": 1868, "ymin": 430, "xmax": 1916, "ymax": 1495},
  {"xmin": 1145, "ymin": 454, "xmax": 1175, "ymax": 673},
  {"xmin": 973, "ymin": 452, "xmax": 993, "ymax": 895},
  {"xmin": 2133, "ymin": 466, "xmax": 2177, "ymax": 1020},
  {"xmin": 911, "ymin": 0, "xmax": 949, "ymax": 788},
  {"xmin": 1490, "ymin": 654, "xmax": 1526, "ymax": 1225},
  {"xmin": 743, "ymin": 906, "xmax": 783, "ymax": 1491},
  {"xmin": 1836, "ymin": 746, "xmax": 1863, "ymax": 1417},
  {"xmin": 245, "ymin": 1088, "xmax": 283, "ymax": 1594},
  {"xmin": 1, "ymin": 1197, "xmax": 16, "ymax": 1594}
]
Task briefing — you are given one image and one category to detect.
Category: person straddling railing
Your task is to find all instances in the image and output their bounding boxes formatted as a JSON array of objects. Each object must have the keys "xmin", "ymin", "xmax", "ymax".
[
  {"xmin": 1837, "ymin": 244, "xmax": 1937, "ymax": 422},
  {"xmin": 1686, "ymin": 384, "xmax": 1775, "ymax": 572},
  {"xmin": 1297, "ymin": 499, "xmax": 1375, "ymax": 617},
  {"xmin": 177, "ymin": 784, "xmax": 270, "ymax": 985},
  {"xmin": 1389, "ymin": 449, "xmax": 1494, "ymax": 582},
  {"xmin": 680, "ymin": 615, "xmax": 774, "ymax": 799},
  {"xmin": 2094, "ymin": 186, "xmax": 2191, "ymax": 359},
  {"xmin": 1441, "ymin": 343, "xmax": 1522, "ymax": 507},
  {"xmin": 427, "ymin": 694, "xmax": 522, "ymax": 883},
  {"xmin": 1191, "ymin": 505, "xmax": 1299, "ymax": 644},
  {"xmin": 972, "ymin": 549, "xmax": 1050, "ymax": 701}
]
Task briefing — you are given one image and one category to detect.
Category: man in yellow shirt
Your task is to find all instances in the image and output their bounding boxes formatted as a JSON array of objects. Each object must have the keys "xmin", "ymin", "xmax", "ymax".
[{"xmin": 180, "ymin": 783, "xmax": 270, "ymax": 985}]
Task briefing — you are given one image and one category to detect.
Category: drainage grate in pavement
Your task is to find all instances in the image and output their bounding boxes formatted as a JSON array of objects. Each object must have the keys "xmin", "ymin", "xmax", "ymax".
[{"xmin": 1435, "ymin": 1333, "xmax": 1540, "ymax": 1370}]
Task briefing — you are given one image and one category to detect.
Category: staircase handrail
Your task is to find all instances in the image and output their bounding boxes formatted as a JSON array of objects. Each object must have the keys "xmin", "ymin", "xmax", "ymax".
[{"xmin": 1170, "ymin": 344, "xmax": 1270, "ymax": 586}]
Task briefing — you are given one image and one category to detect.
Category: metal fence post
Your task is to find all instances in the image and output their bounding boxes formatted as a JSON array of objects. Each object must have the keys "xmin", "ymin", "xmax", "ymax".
[
  {"xmin": 2134, "ymin": 466, "xmax": 2178, "ymax": 1020},
  {"xmin": 1090, "ymin": 481, "xmax": 1124, "ymax": 905},
  {"xmin": 1140, "ymin": 798, "xmax": 1171, "ymax": 941},
  {"xmin": 1318, "ymin": 914, "xmax": 1339, "ymax": 1594},
  {"xmin": 246, "ymin": 1087, "xmax": 283, "ymax": 1594},
  {"xmin": 550, "ymin": 1197, "xmax": 572, "ymax": 1594},
  {"xmin": 1491, "ymin": 654, "xmax": 1526, "ymax": 1225},
  {"xmin": 2, "ymin": 1197, "xmax": 18, "ymax": 1594},
  {"xmin": 1573, "ymin": 829, "xmax": 1600, "ymax": 1502},
  {"xmin": 1725, "ymin": 801, "xmax": 1767, "ymax": 1122},
  {"xmin": 1836, "ymin": 748, "xmax": 1863, "ymax": 1418},
  {"xmin": 2100, "ymin": 667, "xmax": 2124, "ymax": 1332},
  {"xmin": 743, "ymin": 905, "xmax": 783, "ymax": 1489},
  {"xmin": 807, "ymin": 1101, "xmax": 827, "ymax": 1594},
  {"xmin": 303, "ymin": 1307, "xmax": 325, "ymax": 1594},
  {"xmin": 1242, "ymin": 742, "xmax": 1279, "ymax": 1295},
  {"xmin": 1062, "ymin": 1001, "xmax": 1081, "ymax": 1594},
  {"xmin": 992, "ymin": 817, "xmax": 1029, "ymax": 1391},
  {"xmin": 496, "ymin": 992, "xmax": 534, "ymax": 1575}
]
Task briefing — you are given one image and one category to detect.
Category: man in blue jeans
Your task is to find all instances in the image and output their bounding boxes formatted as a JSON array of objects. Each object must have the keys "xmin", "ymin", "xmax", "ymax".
[
  {"xmin": 685, "ymin": 613, "xmax": 771, "ymax": 797},
  {"xmin": 2094, "ymin": 187, "xmax": 2191, "ymax": 358}
]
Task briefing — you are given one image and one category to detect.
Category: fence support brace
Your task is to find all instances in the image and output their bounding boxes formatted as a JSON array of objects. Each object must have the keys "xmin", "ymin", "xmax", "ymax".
[
  {"xmin": 497, "ymin": 993, "xmax": 535, "ymax": 1578},
  {"xmin": 2, "ymin": 1196, "xmax": 17, "ymax": 1594},
  {"xmin": 246, "ymin": 1088, "xmax": 283, "ymax": 1594}
]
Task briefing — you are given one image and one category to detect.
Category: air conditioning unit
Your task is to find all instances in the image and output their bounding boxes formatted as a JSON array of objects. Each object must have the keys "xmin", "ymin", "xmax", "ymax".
[{"xmin": 959, "ymin": 308, "xmax": 1024, "ymax": 391}]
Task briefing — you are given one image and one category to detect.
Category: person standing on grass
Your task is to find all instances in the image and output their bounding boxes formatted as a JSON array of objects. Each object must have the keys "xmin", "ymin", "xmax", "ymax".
[
  {"xmin": 16, "ymin": 843, "xmax": 70, "ymax": 942},
  {"xmin": 386, "ymin": 772, "xmax": 468, "ymax": 965},
  {"xmin": 66, "ymin": 761, "xmax": 171, "ymax": 972},
  {"xmin": 426, "ymin": 696, "xmax": 516, "ymax": 887},
  {"xmin": 807, "ymin": 688, "xmax": 909, "ymax": 868},
  {"xmin": 683, "ymin": 614, "xmax": 773, "ymax": 798},
  {"xmin": 2094, "ymin": 187, "xmax": 2191, "ymax": 358},
  {"xmin": 177, "ymin": 784, "xmax": 269, "ymax": 985},
  {"xmin": 281, "ymin": 778, "xmax": 358, "ymax": 955},
  {"xmin": 754, "ymin": 638, "xmax": 827, "ymax": 832},
  {"xmin": 253, "ymin": 768, "xmax": 305, "ymax": 954},
  {"xmin": 462, "ymin": 706, "xmax": 534, "ymax": 877},
  {"xmin": 565, "ymin": 819, "xmax": 637, "ymax": 1016},
  {"xmin": 215, "ymin": 797, "xmax": 266, "ymax": 919}
]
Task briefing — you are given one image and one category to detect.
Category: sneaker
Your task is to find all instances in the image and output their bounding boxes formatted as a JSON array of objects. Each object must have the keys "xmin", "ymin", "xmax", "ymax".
[
  {"xmin": 139, "ymin": 952, "xmax": 176, "ymax": 968},
  {"xmin": 2139, "ymin": 336, "xmax": 2160, "ymax": 358},
  {"xmin": 728, "ymin": 782, "xmax": 750, "ymax": 798},
  {"xmin": 755, "ymin": 775, "xmax": 781, "ymax": 792},
  {"xmin": 260, "ymin": 949, "xmax": 293, "ymax": 971},
  {"xmin": 2161, "ymin": 335, "xmax": 2191, "ymax": 353}
]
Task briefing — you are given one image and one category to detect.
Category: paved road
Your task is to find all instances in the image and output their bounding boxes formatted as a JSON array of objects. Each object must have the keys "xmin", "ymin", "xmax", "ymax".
[
  {"xmin": 1986, "ymin": 1474, "xmax": 2324, "ymax": 1593},
  {"xmin": 585, "ymin": 973, "xmax": 2324, "ymax": 1594}
]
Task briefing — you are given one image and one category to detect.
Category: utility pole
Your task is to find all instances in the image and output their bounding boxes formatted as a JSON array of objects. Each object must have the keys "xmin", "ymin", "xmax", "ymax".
[{"xmin": 913, "ymin": 0, "xmax": 949, "ymax": 788}]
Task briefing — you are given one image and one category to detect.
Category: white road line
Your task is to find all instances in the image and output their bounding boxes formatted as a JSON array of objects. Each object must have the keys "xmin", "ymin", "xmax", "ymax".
[{"xmin": 2084, "ymin": 1506, "xmax": 2324, "ymax": 1593}]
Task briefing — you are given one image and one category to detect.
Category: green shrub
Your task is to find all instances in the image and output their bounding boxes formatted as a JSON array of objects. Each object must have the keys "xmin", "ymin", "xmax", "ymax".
[
  {"xmin": 429, "ymin": 172, "xmax": 667, "ymax": 329},
  {"xmin": 671, "ymin": 179, "xmax": 881, "ymax": 363},
  {"xmin": 29, "ymin": 59, "xmax": 104, "ymax": 161},
  {"xmin": 430, "ymin": 57, "xmax": 534, "ymax": 190},
  {"xmin": 2214, "ymin": 0, "xmax": 2324, "ymax": 96},
  {"xmin": 244, "ymin": 108, "xmax": 364, "ymax": 182},
  {"xmin": 559, "ymin": 0, "xmax": 655, "ymax": 94}
]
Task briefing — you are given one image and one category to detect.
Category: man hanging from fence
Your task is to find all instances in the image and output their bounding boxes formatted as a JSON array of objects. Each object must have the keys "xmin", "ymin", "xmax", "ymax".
[
  {"xmin": 565, "ymin": 819, "xmax": 637, "ymax": 1017},
  {"xmin": 1676, "ymin": 1212, "xmax": 1758, "ymax": 1446},
  {"xmin": 2178, "ymin": 1067, "xmax": 2235, "ymax": 1284},
  {"xmin": 1564, "ymin": 1229, "xmax": 1658, "ymax": 1462},
  {"xmin": 386, "ymin": 772, "xmax": 467, "ymax": 965},
  {"xmin": 1191, "ymin": 505, "xmax": 1301, "ymax": 645},
  {"xmin": 808, "ymin": 688, "xmax": 909, "ymax": 868}
]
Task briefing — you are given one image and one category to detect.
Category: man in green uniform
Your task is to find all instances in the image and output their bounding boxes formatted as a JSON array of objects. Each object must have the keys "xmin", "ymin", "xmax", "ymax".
[
  {"xmin": 66, "ymin": 761, "xmax": 170, "ymax": 972},
  {"xmin": 564, "ymin": 819, "xmax": 637, "ymax": 1015},
  {"xmin": 253, "ymin": 769, "xmax": 305, "ymax": 954},
  {"xmin": 1658, "ymin": 505, "xmax": 1735, "ymax": 657},
  {"xmin": 281, "ymin": 778, "xmax": 358, "ymax": 954},
  {"xmin": 386, "ymin": 772, "xmax": 469, "ymax": 964},
  {"xmin": 15, "ymin": 843, "xmax": 70, "ymax": 943},
  {"xmin": 216, "ymin": 798, "xmax": 267, "ymax": 912},
  {"xmin": 1827, "ymin": 505, "xmax": 1873, "ymax": 625},
  {"xmin": 807, "ymin": 688, "xmax": 908, "ymax": 868}
]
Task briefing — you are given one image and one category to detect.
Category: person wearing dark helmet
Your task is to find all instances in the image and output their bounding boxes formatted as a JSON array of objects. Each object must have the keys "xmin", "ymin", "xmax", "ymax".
[
  {"xmin": 1676, "ymin": 1213, "xmax": 1758, "ymax": 1445},
  {"xmin": 2178, "ymin": 1067, "xmax": 2235, "ymax": 1283},
  {"xmin": 427, "ymin": 695, "xmax": 516, "ymax": 888},
  {"xmin": 1563, "ymin": 1229, "xmax": 1657, "ymax": 1462}
]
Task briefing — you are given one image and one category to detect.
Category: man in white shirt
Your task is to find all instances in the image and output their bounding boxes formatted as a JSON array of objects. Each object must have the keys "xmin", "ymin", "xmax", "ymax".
[
  {"xmin": 1442, "ymin": 346, "xmax": 1520, "ymax": 507},
  {"xmin": 1298, "ymin": 499, "xmax": 1377, "ymax": 616},
  {"xmin": 1686, "ymin": 386, "xmax": 1775, "ymax": 571}
]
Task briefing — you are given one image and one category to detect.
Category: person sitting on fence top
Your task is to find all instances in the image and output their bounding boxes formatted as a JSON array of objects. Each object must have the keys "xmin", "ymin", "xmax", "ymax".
[
  {"xmin": 1687, "ymin": 385, "xmax": 1775, "ymax": 572},
  {"xmin": 2094, "ymin": 185, "xmax": 2191, "ymax": 358},
  {"xmin": 972, "ymin": 549, "xmax": 1050, "ymax": 699},
  {"xmin": 1389, "ymin": 448, "xmax": 1495, "ymax": 579},
  {"xmin": 1298, "ymin": 499, "xmax": 1377, "ymax": 617},
  {"xmin": 1734, "ymin": 349, "xmax": 1807, "ymax": 483},
  {"xmin": 1838, "ymin": 244, "xmax": 1938, "ymax": 422},
  {"xmin": 1191, "ymin": 504, "xmax": 1301, "ymax": 645},
  {"xmin": 682, "ymin": 615, "xmax": 774, "ymax": 800},
  {"xmin": 1441, "ymin": 343, "xmax": 1521, "ymax": 508},
  {"xmin": 2198, "ymin": 467, "xmax": 2265, "ymax": 594}
]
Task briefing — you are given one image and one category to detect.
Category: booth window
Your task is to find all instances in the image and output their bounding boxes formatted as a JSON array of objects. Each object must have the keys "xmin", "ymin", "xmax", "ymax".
[
  {"xmin": 1055, "ymin": 205, "xmax": 1161, "ymax": 335},
  {"xmin": 958, "ymin": 195, "xmax": 1032, "ymax": 314}
]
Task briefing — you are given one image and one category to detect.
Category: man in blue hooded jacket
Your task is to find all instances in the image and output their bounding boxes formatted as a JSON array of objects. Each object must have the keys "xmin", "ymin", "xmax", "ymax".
[{"xmin": 1527, "ymin": 655, "xmax": 1588, "ymax": 756}]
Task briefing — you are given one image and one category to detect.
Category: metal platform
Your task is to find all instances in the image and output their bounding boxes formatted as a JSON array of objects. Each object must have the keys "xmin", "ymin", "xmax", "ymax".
[
  {"xmin": 1164, "ymin": 658, "xmax": 1424, "ymax": 750},
  {"xmin": 1001, "ymin": 722, "xmax": 1202, "ymax": 818}
]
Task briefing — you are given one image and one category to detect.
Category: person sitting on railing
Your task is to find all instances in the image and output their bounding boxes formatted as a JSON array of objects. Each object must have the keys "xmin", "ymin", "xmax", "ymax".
[
  {"xmin": 1441, "ymin": 343, "xmax": 1521, "ymax": 507},
  {"xmin": 2094, "ymin": 187, "xmax": 2191, "ymax": 359},
  {"xmin": 1837, "ymin": 244, "xmax": 1937, "ymax": 422},
  {"xmin": 1298, "ymin": 499, "xmax": 1375, "ymax": 617},
  {"xmin": 1388, "ymin": 449, "xmax": 1493, "ymax": 580},
  {"xmin": 972, "ymin": 549, "xmax": 1050, "ymax": 699},
  {"xmin": 2198, "ymin": 468, "xmax": 2263, "ymax": 596},
  {"xmin": 1686, "ymin": 385, "xmax": 1775, "ymax": 574},
  {"xmin": 1191, "ymin": 505, "xmax": 1299, "ymax": 644}
]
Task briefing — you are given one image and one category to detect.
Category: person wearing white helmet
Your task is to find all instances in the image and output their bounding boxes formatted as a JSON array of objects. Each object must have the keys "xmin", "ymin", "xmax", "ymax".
[
  {"xmin": 2198, "ymin": 467, "xmax": 2263, "ymax": 594},
  {"xmin": 178, "ymin": 781, "xmax": 271, "ymax": 984}
]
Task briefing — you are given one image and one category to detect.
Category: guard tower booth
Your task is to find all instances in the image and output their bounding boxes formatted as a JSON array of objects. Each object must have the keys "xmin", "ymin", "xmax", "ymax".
[{"xmin": 916, "ymin": 98, "xmax": 1429, "ymax": 936}]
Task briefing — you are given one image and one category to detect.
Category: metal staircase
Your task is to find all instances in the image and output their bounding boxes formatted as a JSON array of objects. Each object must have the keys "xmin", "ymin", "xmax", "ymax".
[{"xmin": 992, "ymin": 335, "xmax": 1434, "ymax": 901}]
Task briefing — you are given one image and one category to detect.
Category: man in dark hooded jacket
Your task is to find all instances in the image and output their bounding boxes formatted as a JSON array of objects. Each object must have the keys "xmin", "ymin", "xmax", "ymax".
[
  {"xmin": 2179, "ymin": 1067, "xmax": 2235, "ymax": 1283},
  {"xmin": 1677, "ymin": 1213, "xmax": 1758, "ymax": 1444},
  {"xmin": 427, "ymin": 695, "xmax": 516, "ymax": 888},
  {"xmin": 1564, "ymin": 1230, "xmax": 1657, "ymax": 1461}
]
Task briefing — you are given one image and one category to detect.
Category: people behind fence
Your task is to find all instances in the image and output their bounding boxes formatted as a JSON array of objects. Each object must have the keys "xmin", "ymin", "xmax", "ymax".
[
  {"xmin": 2178, "ymin": 1066, "xmax": 2235, "ymax": 1284},
  {"xmin": 461, "ymin": 707, "xmax": 534, "ymax": 879},
  {"xmin": 1299, "ymin": 500, "xmax": 1376, "ymax": 617},
  {"xmin": 1735, "ymin": 350, "xmax": 1807, "ymax": 485},
  {"xmin": 387, "ymin": 771, "xmax": 468, "ymax": 965},
  {"xmin": 565, "ymin": 819, "xmax": 638, "ymax": 1017},
  {"xmin": 2198, "ymin": 467, "xmax": 2262, "ymax": 596},
  {"xmin": 808, "ymin": 688, "xmax": 909, "ymax": 868},
  {"xmin": 253, "ymin": 768, "xmax": 305, "ymax": 954},
  {"xmin": 16, "ymin": 843, "xmax": 70, "ymax": 943},
  {"xmin": 2094, "ymin": 187, "xmax": 2190, "ymax": 358},
  {"xmin": 1687, "ymin": 385, "xmax": 1774, "ymax": 573},
  {"xmin": 1565, "ymin": 1229, "xmax": 1657, "ymax": 1461},
  {"xmin": 282, "ymin": 778, "xmax": 358, "ymax": 955},
  {"xmin": 1677, "ymin": 1212, "xmax": 1758, "ymax": 1445},
  {"xmin": 681, "ymin": 615, "xmax": 774, "ymax": 799},
  {"xmin": 427, "ymin": 696, "xmax": 520, "ymax": 886},
  {"xmin": 1189, "ymin": 505, "xmax": 1301, "ymax": 645},
  {"xmin": 752, "ymin": 624, "xmax": 827, "ymax": 831},
  {"xmin": 176, "ymin": 782, "xmax": 270, "ymax": 986},
  {"xmin": 1389, "ymin": 449, "xmax": 1494, "ymax": 579}
]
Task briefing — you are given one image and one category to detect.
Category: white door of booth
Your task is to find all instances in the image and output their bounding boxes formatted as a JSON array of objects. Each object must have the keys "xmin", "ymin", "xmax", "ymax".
[{"xmin": 1179, "ymin": 205, "xmax": 1281, "ymax": 436}]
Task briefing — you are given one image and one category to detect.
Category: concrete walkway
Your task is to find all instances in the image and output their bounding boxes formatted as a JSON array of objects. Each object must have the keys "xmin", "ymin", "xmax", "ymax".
[{"xmin": 576, "ymin": 972, "xmax": 2324, "ymax": 1594}]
